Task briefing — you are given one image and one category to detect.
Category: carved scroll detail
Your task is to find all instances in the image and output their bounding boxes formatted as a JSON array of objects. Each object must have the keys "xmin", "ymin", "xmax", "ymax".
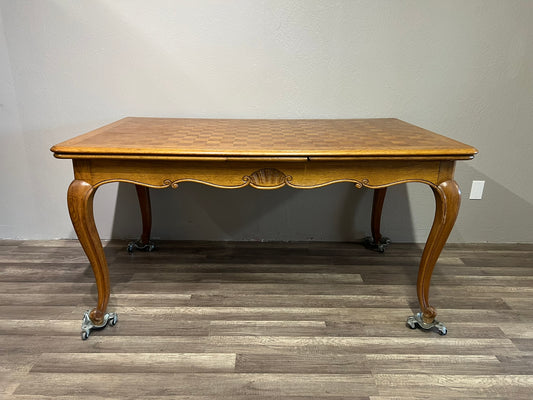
[
  {"xmin": 157, "ymin": 176, "xmax": 437, "ymax": 191},
  {"xmin": 163, "ymin": 179, "xmax": 181, "ymax": 189}
]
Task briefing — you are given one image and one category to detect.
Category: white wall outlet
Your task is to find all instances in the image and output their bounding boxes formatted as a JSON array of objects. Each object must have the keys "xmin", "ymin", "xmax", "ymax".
[{"xmin": 469, "ymin": 180, "xmax": 485, "ymax": 200}]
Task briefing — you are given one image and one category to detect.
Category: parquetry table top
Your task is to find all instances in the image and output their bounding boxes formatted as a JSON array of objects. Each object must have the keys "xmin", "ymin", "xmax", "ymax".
[{"xmin": 51, "ymin": 117, "xmax": 477, "ymax": 160}]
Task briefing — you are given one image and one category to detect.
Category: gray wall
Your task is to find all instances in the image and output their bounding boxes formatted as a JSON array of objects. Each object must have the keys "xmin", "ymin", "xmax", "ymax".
[{"xmin": 1, "ymin": 1, "xmax": 532, "ymax": 243}]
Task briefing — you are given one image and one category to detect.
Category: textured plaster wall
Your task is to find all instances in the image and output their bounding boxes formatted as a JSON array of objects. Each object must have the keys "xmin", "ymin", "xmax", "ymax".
[{"xmin": 1, "ymin": 1, "xmax": 532, "ymax": 243}]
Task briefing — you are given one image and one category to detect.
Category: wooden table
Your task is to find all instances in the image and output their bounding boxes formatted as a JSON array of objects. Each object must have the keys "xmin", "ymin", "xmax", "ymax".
[{"xmin": 51, "ymin": 117, "xmax": 477, "ymax": 339}]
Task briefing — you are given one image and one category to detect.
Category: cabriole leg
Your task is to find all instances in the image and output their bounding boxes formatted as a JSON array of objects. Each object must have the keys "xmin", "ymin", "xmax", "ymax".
[
  {"xmin": 364, "ymin": 187, "xmax": 390, "ymax": 252},
  {"xmin": 127, "ymin": 184, "xmax": 156, "ymax": 253},
  {"xmin": 68, "ymin": 179, "xmax": 117, "ymax": 339},
  {"xmin": 407, "ymin": 180, "xmax": 460, "ymax": 335}
]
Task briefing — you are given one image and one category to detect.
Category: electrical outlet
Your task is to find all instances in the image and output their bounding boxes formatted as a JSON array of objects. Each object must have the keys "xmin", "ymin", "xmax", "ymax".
[{"xmin": 469, "ymin": 180, "xmax": 485, "ymax": 200}]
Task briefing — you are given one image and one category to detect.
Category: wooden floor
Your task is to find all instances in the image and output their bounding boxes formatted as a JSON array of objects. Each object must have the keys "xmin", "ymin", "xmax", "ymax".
[{"xmin": 1, "ymin": 240, "xmax": 533, "ymax": 399}]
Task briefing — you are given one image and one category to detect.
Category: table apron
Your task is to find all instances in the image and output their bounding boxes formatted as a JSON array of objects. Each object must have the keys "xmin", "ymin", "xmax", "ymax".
[{"xmin": 72, "ymin": 159, "xmax": 456, "ymax": 190}]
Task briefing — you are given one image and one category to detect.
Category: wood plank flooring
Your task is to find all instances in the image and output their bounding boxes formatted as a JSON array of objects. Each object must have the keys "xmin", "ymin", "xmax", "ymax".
[{"xmin": 1, "ymin": 240, "xmax": 533, "ymax": 399}]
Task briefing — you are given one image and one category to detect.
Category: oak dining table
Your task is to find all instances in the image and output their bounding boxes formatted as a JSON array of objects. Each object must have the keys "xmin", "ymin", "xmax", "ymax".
[{"xmin": 51, "ymin": 117, "xmax": 477, "ymax": 340}]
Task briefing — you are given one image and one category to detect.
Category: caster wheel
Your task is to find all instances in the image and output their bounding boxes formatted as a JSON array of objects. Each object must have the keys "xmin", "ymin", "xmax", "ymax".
[
  {"xmin": 109, "ymin": 314, "xmax": 118, "ymax": 326},
  {"xmin": 81, "ymin": 331, "xmax": 89, "ymax": 340},
  {"xmin": 406, "ymin": 317, "xmax": 417, "ymax": 329}
]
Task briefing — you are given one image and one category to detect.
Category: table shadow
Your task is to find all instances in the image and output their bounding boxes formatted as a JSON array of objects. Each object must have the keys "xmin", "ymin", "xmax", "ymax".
[{"xmin": 108, "ymin": 181, "xmax": 416, "ymax": 244}]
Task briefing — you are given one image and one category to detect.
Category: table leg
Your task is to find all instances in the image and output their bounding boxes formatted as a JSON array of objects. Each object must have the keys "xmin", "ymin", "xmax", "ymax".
[
  {"xmin": 68, "ymin": 180, "xmax": 117, "ymax": 340},
  {"xmin": 127, "ymin": 184, "xmax": 156, "ymax": 253},
  {"xmin": 407, "ymin": 179, "xmax": 460, "ymax": 335},
  {"xmin": 363, "ymin": 188, "xmax": 391, "ymax": 252}
]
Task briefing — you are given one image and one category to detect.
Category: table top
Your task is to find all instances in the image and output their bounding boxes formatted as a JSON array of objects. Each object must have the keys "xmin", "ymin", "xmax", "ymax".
[{"xmin": 51, "ymin": 117, "xmax": 477, "ymax": 160}]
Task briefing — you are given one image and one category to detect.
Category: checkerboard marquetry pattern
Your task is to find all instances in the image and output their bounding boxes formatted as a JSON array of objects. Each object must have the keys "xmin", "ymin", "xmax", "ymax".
[{"xmin": 52, "ymin": 117, "xmax": 477, "ymax": 158}]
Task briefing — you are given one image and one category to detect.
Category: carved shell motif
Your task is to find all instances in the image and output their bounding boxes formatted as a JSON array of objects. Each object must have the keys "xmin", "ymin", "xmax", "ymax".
[{"xmin": 244, "ymin": 168, "xmax": 292, "ymax": 189}]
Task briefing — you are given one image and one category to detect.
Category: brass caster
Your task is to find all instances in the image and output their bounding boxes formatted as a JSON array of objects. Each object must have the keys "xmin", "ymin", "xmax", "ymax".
[
  {"xmin": 406, "ymin": 312, "xmax": 447, "ymax": 335},
  {"xmin": 127, "ymin": 240, "xmax": 156, "ymax": 254},
  {"xmin": 363, "ymin": 236, "xmax": 391, "ymax": 253},
  {"xmin": 80, "ymin": 311, "xmax": 118, "ymax": 340}
]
